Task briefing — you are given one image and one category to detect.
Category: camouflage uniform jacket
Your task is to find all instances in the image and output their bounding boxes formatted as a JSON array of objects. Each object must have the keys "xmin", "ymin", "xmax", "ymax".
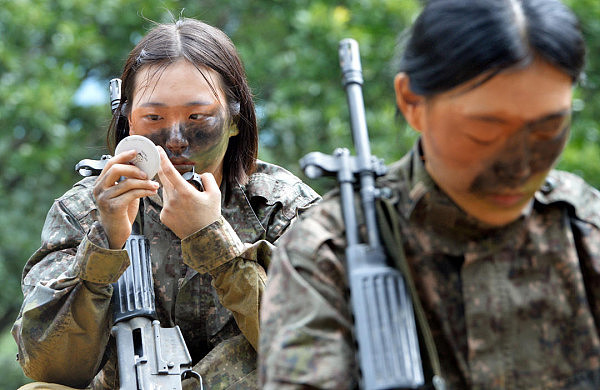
[
  {"xmin": 260, "ymin": 141, "xmax": 600, "ymax": 390},
  {"xmin": 12, "ymin": 160, "xmax": 320, "ymax": 389}
]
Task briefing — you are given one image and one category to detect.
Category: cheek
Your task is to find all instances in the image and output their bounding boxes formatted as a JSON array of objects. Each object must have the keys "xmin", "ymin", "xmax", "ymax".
[
  {"xmin": 184, "ymin": 118, "xmax": 229, "ymax": 153},
  {"xmin": 424, "ymin": 113, "xmax": 486, "ymax": 165},
  {"xmin": 529, "ymin": 127, "xmax": 569, "ymax": 172},
  {"xmin": 186, "ymin": 120, "xmax": 221, "ymax": 142},
  {"xmin": 128, "ymin": 116, "xmax": 163, "ymax": 137},
  {"xmin": 143, "ymin": 128, "xmax": 170, "ymax": 146},
  {"xmin": 423, "ymin": 121, "xmax": 488, "ymax": 189},
  {"xmin": 469, "ymin": 128, "xmax": 569, "ymax": 193},
  {"xmin": 140, "ymin": 116, "xmax": 228, "ymax": 151}
]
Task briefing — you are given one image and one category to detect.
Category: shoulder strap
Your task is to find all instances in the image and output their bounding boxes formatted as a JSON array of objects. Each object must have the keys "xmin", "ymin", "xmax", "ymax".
[{"xmin": 376, "ymin": 196, "xmax": 446, "ymax": 390}]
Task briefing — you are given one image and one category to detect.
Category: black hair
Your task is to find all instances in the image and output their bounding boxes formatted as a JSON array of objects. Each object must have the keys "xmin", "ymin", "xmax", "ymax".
[
  {"xmin": 398, "ymin": 0, "xmax": 585, "ymax": 96},
  {"xmin": 107, "ymin": 18, "xmax": 257, "ymax": 198}
]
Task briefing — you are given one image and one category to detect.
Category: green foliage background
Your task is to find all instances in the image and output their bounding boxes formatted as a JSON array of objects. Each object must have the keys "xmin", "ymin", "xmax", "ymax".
[{"xmin": 0, "ymin": 0, "xmax": 598, "ymax": 387}]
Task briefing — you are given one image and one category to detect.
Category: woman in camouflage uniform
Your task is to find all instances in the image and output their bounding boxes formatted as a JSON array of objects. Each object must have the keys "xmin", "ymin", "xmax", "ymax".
[
  {"xmin": 260, "ymin": 0, "xmax": 600, "ymax": 389},
  {"xmin": 12, "ymin": 18, "xmax": 319, "ymax": 390}
]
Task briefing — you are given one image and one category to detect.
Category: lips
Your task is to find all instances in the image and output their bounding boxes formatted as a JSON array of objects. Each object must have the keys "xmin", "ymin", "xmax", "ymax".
[
  {"xmin": 169, "ymin": 158, "xmax": 195, "ymax": 172},
  {"xmin": 486, "ymin": 192, "xmax": 528, "ymax": 207}
]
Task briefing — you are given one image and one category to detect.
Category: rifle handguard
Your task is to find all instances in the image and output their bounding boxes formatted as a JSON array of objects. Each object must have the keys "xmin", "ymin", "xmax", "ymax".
[{"xmin": 112, "ymin": 231, "xmax": 156, "ymax": 323}]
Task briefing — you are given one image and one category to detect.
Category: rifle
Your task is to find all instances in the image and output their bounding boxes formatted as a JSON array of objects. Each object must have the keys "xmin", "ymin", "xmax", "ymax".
[
  {"xmin": 110, "ymin": 219, "xmax": 201, "ymax": 389},
  {"xmin": 74, "ymin": 78, "xmax": 202, "ymax": 389},
  {"xmin": 300, "ymin": 39, "xmax": 424, "ymax": 390}
]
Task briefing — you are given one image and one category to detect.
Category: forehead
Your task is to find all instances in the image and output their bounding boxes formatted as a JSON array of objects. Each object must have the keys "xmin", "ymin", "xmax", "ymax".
[
  {"xmin": 131, "ymin": 60, "xmax": 226, "ymax": 107},
  {"xmin": 430, "ymin": 60, "xmax": 573, "ymax": 121}
]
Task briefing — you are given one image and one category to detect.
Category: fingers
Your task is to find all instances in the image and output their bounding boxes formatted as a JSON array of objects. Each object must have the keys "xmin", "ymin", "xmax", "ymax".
[
  {"xmin": 199, "ymin": 172, "xmax": 219, "ymax": 194},
  {"xmin": 157, "ymin": 146, "xmax": 206, "ymax": 196},
  {"xmin": 155, "ymin": 147, "xmax": 222, "ymax": 237},
  {"xmin": 92, "ymin": 150, "xmax": 161, "ymax": 248},
  {"xmin": 95, "ymin": 150, "xmax": 150, "ymax": 193},
  {"xmin": 157, "ymin": 146, "xmax": 183, "ymax": 190},
  {"xmin": 103, "ymin": 150, "xmax": 147, "ymax": 179},
  {"xmin": 94, "ymin": 181, "xmax": 159, "ymax": 226},
  {"xmin": 93, "ymin": 150, "xmax": 159, "ymax": 213},
  {"xmin": 156, "ymin": 146, "xmax": 221, "ymax": 193},
  {"xmin": 97, "ymin": 183, "xmax": 158, "ymax": 205}
]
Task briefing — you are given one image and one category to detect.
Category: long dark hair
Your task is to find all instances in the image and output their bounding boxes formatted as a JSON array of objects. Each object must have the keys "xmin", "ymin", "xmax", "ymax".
[
  {"xmin": 107, "ymin": 18, "xmax": 258, "ymax": 193},
  {"xmin": 398, "ymin": 0, "xmax": 586, "ymax": 96}
]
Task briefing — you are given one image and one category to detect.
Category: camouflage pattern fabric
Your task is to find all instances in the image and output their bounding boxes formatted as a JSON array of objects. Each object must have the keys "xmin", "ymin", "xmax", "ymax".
[
  {"xmin": 259, "ymin": 141, "xmax": 600, "ymax": 389},
  {"xmin": 18, "ymin": 383, "xmax": 83, "ymax": 390},
  {"xmin": 184, "ymin": 334, "xmax": 257, "ymax": 389},
  {"xmin": 12, "ymin": 160, "xmax": 320, "ymax": 390}
]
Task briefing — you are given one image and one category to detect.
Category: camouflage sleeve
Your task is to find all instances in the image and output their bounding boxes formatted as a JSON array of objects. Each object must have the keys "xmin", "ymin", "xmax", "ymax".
[
  {"xmin": 259, "ymin": 198, "xmax": 359, "ymax": 389},
  {"xmin": 181, "ymin": 216, "xmax": 269, "ymax": 350},
  {"xmin": 11, "ymin": 196, "xmax": 130, "ymax": 388},
  {"xmin": 542, "ymin": 171, "xmax": 600, "ymax": 327},
  {"xmin": 181, "ymin": 177, "xmax": 320, "ymax": 352},
  {"xmin": 572, "ymin": 216, "xmax": 600, "ymax": 325}
]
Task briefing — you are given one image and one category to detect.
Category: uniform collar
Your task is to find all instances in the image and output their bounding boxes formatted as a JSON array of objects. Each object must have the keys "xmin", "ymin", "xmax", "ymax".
[{"xmin": 222, "ymin": 182, "xmax": 267, "ymax": 242}]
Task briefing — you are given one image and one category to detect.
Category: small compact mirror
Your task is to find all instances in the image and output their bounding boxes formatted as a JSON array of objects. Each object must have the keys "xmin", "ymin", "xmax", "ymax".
[{"xmin": 114, "ymin": 135, "xmax": 160, "ymax": 179}]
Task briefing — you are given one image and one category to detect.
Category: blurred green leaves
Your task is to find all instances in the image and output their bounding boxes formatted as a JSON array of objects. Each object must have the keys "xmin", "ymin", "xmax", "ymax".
[{"xmin": 1, "ymin": 0, "xmax": 599, "ymax": 387}]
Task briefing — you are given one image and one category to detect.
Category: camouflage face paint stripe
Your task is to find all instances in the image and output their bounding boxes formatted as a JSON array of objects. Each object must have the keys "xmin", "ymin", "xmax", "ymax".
[
  {"xmin": 470, "ymin": 122, "xmax": 570, "ymax": 194},
  {"xmin": 144, "ymin": 112, "xmax": 231, "ymax": 173}
]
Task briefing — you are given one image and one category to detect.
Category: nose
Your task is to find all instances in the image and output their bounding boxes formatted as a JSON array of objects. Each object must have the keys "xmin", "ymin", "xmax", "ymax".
[
  {"xmin": 165, "ymin": 122, "xmax": 188, "ymax": 155},
  {"xmin": 504, "ymin": 156, "xmax": 531, "ymax": 182},
  {"xmin": 494, "ymin": 132, "xmax": 531, "ymax": 184}
]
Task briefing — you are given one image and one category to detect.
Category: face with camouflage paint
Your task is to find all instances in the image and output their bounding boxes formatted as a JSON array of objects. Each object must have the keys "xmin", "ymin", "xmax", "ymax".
[
  {"xmin": 402, "ymin": 59, "xmax": 573, "ymax": 226},
  {"xmin": 128, "ymin": 60, "xmax": 238, "ymax": 185}
]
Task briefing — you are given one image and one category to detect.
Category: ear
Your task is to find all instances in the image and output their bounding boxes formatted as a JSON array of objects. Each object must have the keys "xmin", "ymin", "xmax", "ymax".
[
  {"xmin": 228, "ymin": 101, "xmax": 241, "ymax": 138},
  {"xmin": 394, "ymin": 73, "xmax": 426, "ymax": 133},
  {"xmin": 228, "ymin": 123, "xmax": 240, "ymax": 137},
  {"xmin": 127, "ymin": 115, "xmax": 137, "ymax": 135}
]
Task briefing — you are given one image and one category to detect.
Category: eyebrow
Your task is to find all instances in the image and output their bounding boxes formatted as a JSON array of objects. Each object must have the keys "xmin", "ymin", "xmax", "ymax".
[
  {"xmin": 138, "ymin": 101, "xmax": 217, "ymax": 108},
  {"xmin": 467, "ymin": 109, "xmax": 571, "ymax": 125}
]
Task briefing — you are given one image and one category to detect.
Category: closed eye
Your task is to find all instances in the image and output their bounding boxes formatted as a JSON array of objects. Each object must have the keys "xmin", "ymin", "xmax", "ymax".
[
  {"xmin": 462, "ymin": 120, "xmax": 505, "ymax": 145},
  {"xmin": 528, "ymin": 114, "xmax": 571, "ymax": 140},
  {"xmin": 464, "ymin": 133, "xmax": 497, "ymax": 145}
]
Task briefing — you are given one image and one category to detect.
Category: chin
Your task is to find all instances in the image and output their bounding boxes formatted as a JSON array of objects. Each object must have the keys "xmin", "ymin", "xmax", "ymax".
[
  {"xmin": 476, "ymin": 201, "xmax": 532, "ymax": 227},
  {"xmin": 476, "ymin": 213, "xmax": 522, "ymax": 227},
  {"xmin": 458, "ymin": 192, "xmax": 533, "ymax": 227}
]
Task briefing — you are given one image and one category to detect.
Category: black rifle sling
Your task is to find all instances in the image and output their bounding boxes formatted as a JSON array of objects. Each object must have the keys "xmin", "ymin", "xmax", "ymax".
[{"xmin": 375, "ymin": 196, "xmax": 446, "ymax": 389}]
